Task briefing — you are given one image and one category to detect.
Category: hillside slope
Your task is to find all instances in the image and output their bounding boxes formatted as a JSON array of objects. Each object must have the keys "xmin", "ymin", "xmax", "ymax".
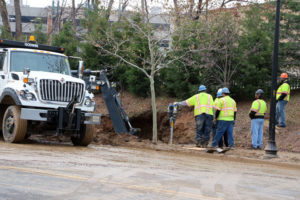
[{"xmin": 95, "ymin": 90, "xmax": 300, "ymax": 152}]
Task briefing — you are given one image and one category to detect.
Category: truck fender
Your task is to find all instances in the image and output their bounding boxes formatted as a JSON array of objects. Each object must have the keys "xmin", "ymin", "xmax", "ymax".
[{"xmin": 0, "ymin": 88, "xmax": 22, "ymax": 105}]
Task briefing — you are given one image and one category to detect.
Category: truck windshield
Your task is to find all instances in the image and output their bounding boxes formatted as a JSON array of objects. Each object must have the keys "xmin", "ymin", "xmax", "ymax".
[{"xmin": 10, "ymin": 51, "xmax": 71, "ymax": 75}]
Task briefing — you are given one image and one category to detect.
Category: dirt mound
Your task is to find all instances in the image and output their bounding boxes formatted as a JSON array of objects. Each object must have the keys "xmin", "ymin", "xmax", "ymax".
[{"xmin": 94, "ymin": 90, "xmax": 300, "ymax": 152}]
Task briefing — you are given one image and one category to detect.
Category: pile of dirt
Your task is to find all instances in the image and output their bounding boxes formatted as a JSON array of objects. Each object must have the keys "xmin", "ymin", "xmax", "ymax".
[{"xmin": 94, "ymin": 90, "xmax": 300, "ymax": 152}]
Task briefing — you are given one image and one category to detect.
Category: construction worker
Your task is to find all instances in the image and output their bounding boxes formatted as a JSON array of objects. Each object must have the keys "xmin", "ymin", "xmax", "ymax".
[
  {"xmin": 212, "ymin": 88, "xmax": 228, "ymax": 148},
  {"xmin": 174, "ymin": 85, "xmax": 214, "ymax": 147},
  {"xmin": 208, "ymin": 87, "xmax": 237, "ymax": 151},
  {"xmin": 249, "ymin": 89, "xmax": 267, "ymax": 149},
  {"xmin": 276, "ymin": 73, "xmax": 290, "ymax": 128}
]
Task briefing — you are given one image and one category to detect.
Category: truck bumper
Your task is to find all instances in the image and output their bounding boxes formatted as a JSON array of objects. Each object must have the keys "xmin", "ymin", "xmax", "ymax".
[{"xmin": 20, "ymin": 108, "xmax": 101, "ymax": 133}]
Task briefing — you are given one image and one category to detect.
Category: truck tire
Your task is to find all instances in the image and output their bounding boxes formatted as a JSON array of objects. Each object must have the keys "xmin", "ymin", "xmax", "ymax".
[
  {"xmin": 71, "ymin": 124, "xmax": 94, "ymax": 146},
  {"xmin": 2, "ymin": 105, "xmax": 27, "ymax": 143},
  {"xmin": 0, "ymin": 105, "xmax": 5, "ymax": 131}
]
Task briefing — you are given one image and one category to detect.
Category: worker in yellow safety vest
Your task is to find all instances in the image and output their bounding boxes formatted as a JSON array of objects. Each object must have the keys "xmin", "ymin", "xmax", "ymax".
[
  {"xmin": 208, "ymin": 87, "xmax": 237, "ymax": 151},
  {"xmin": 248, "ymin": 89, "xmax": 267, "ymax": 150},
  {"xmin": 212, "ymin": 88, "xmax": 228, "ymax": 148},
  {"xmin": 276, "ymin": 73, "xmax": 290, "ymax": 128},
  {"xmin": 174, "ymin": 85, "xmax": 214, "ymax": 147}
]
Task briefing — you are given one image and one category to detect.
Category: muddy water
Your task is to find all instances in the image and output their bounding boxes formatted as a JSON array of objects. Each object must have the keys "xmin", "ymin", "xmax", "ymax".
[{"xmin": 0, "ymin": 140, "xmax": 299, "ymax": 200}]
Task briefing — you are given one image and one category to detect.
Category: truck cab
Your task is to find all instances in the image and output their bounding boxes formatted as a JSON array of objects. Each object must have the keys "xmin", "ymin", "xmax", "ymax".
[{"xmin": 0, "ymin": 38, "xmax": 101, "ymax": 146}]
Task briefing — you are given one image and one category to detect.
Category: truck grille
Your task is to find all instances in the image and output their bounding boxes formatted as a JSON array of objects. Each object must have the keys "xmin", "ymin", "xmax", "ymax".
[{"xmin": 39, "ymin": 79, "xmax": 85, "ymax": 102}]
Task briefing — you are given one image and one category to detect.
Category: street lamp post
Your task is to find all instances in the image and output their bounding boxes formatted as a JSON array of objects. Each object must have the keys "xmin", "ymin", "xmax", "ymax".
[{"xmin": 265, "ymin": 0, "xmax": 281, "ymax": 157}]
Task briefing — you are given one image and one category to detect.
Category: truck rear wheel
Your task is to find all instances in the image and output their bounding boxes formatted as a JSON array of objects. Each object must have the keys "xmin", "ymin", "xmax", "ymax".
[
  {"xmin": 2, "ymin": 105, "xmax": 27, "ymax": 143},
  {"xmin": 71, "ymin": 124, "xmax": 94, "ymax": 146}
]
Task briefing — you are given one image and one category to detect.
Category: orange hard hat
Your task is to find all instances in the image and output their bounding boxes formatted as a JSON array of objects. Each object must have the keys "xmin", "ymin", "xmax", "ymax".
[{"xmin": 280, "ymin": 73, "xmax": 288, "ymax": 78}]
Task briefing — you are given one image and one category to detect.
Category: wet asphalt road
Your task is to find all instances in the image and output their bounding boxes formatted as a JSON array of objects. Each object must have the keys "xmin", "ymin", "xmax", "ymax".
[{"xmin": 0, "ymin": 141, "xmax": 299, "ymax": 200}]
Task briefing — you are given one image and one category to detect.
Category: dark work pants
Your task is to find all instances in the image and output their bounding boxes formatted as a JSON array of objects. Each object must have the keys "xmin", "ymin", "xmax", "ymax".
[
  {"xmin": 212, "ymin": 120, "xmax": 234, "ymax": 148},
  {"xmin": 212, "ymin": 121, "xmax": 228, "ymax": 148},
  {"xmin": 195, "ymin": 113, "xmax": 213, "ymax": 145}
]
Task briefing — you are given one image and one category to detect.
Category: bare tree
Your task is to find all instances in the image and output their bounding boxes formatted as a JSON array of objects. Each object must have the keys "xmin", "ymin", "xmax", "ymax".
[
  {"xmin": 174, "ymin": 0, "xmax": 250, "ymax": 20},
  {"xmin": 198, "ymin": 13, "xmax": 255, "ymax": 87},
  {"xmin": 72, "ymin": 0, "xmax": 76, "ymax": 31},
  {"xmin": 173, "ymin": 0, "xmax": 180, "ymax": 23},
  {"xmin": 117, "ymin": 0, "xmax": 129, "ymax": 21},
  {"xmin": 188, "ymin": 0, "xmax": 194, "ymax": 19},
  {"xmin": 106, "ymin": 0, "xmax": 114, "ymax": 20},
  {"xmin": 48, "ymin": 0, "xmax": 67, "ymax": 41},
  {"xmin": 57, "ymin": 0, "xmax": 68, "ymax": 32},
  {"xmin": 91, "ymin": 0, "xmax": 97, "ymax": 8},
  {"xmin": 87, "ymin": 1, "xmax": 217, "ymax": 143},
  {"xmin": 60, "ymin": 0, "xmax": 84, "ymax": 33},
  {"xmin": 122, "ymin": 0, "xmax": 129, "ymax": 12},
  {"xmin": 0, "ymin": 0, "xmax": 12, "ymax": 36},
  {"xmin": 14, "ymin": 0, "xmax": 22, "ymax": 40}
]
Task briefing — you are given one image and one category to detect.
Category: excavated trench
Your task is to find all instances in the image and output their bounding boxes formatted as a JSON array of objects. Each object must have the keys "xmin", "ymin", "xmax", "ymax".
[
  {"xmin": 96, "ymin": 111, "xmax": 172, "ymax": 143},
  {"xmin": 130, "ymin": 111, "xmax": 170, "ymax": 141}
]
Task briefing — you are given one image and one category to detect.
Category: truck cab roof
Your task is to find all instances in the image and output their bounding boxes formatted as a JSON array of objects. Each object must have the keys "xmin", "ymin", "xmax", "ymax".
[
  {"xmin": 0, "ymin": 39, "xmax": 65, "ymax": 54},
  {"xmin": 3, "ymin": 47, "xmax": 66, "ymax": 57}
]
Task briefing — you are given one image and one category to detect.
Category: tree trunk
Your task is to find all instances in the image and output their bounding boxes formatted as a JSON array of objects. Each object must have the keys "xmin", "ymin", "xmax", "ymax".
[
  {"xmin": 205, "ymin": 0, "xmax": 208, "ymax": 20},
  {"xmin": 150, "ymin": 76, "xmax": 157, "ymax": 144},
  {"xmin": 72, "ymin": 0, "xmax": 76, "ymax": 31},
  {"xmin": 106, "ymin": 0, "xmax": 114, "ymax": 21},
  {"xmin": 141, "ymin": 0, "xmax": 145, "ymax": 14},
  {"xmin": 188, "ymin": 0, "xmax": 194, "ymax": 19},
  {"xmin": 14, "ymin": 0, "xmax": 22, "ymax": 40},
  {"xmin": 0, "ymin": 0, "xmax": 12, "ymax": 36},
  {"xmin": 173, "ymin": 0, "xmax": 180, "ymax": 24},
  {"xmin": 122, "ymin": 0, "xmax": 128, "ymax": 12},
  {"xmin": 194, "ymin": 0, "xmax": 203, "ymax": 20}
]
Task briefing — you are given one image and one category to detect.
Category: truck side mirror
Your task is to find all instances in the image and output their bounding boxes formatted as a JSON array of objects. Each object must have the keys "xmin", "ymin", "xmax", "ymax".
[{"xmin": 78, "ymin": 60, "xmax": 84, "ymax": 79}]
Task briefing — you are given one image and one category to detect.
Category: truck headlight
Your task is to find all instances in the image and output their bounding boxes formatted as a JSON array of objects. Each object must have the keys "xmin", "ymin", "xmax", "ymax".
[
  {"xmin": 19, "ymin": 90, "xmax": 36, "ymax": 101},
  {"xmin": 25, "ymin": 93, "xmax": 34, "ymax": 100},
  {"xmin": 84, "ymin": 97, "xmax": 94, "ymax": 107}
]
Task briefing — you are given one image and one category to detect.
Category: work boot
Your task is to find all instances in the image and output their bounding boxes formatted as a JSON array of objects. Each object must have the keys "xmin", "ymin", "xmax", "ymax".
[
  {"xmin": 203, "ymin": 141, "xmax": 209, "ymax": 148},
  {"xmin": 196, "ymin": 141, "xmax": 205, "ymax": 148},
  {"xmin": 247, "ymin": 146, "xmax": 256, "ymax": 150},
  {"xmin": 226, "ymin": 146, "xmax": 234, "ymax": 150},
  {"xmin": 276, "ymin": 125, "xmax": 286, "ymax": 128},
  {"xmin": 206, "ymin": 146, "xmax": 216, "ymax": 153}
]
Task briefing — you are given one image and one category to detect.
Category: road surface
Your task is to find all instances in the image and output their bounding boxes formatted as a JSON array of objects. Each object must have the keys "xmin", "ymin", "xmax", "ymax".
[{"xmin": 0, "ymin": 141, "xmax": 299, "ymax": 200}]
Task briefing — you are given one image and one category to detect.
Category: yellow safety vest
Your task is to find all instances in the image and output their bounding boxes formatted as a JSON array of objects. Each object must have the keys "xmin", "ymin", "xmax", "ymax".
[
  {"xmin": 250, "ymin": 99, "xmax": 267, "ymax": 116},
  {"xmin": 214, "ymin": 97, "xmax": 220, "ymax": 112},
  {"xmin": 215, "ymin": 96, "xmax": 237, "ymax": 121},
  {"xmin": 276, "ymin": 82, "xmax": 290, "ymax": 101},
  {"xmin": 214, "ymin": 98, "xmax": 220, "ymax": 107},
  {"xmin": 186, "ymin": 92, "xmax": 214, "ymax": 116}
]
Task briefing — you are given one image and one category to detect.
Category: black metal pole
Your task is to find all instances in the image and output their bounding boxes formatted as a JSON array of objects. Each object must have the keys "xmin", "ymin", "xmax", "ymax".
[{"xmin": 265, "ymin": 0, "xmax": 281, "ymax": 157}]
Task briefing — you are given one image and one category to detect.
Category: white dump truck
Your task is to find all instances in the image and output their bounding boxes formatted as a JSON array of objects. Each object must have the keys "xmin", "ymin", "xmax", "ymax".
[{"xmin": 0, "ymin": 37, "xmax": 101, "ymax": 146}]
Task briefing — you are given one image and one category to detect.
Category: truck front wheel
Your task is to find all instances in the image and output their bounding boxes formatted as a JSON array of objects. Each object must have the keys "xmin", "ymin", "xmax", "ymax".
[
  {"xmin": 71, "ymin": 124, "xmax": 94, "ymax": 146},
  {"xmin": 2, "ymin": 105, "xmax": 27, "ymax": 143}
]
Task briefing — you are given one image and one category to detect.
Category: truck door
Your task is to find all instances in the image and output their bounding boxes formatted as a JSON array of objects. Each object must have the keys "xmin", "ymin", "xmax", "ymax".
[{"xmin": 0, "ymin": 51, "xmax": 8, "ymax": 92}]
